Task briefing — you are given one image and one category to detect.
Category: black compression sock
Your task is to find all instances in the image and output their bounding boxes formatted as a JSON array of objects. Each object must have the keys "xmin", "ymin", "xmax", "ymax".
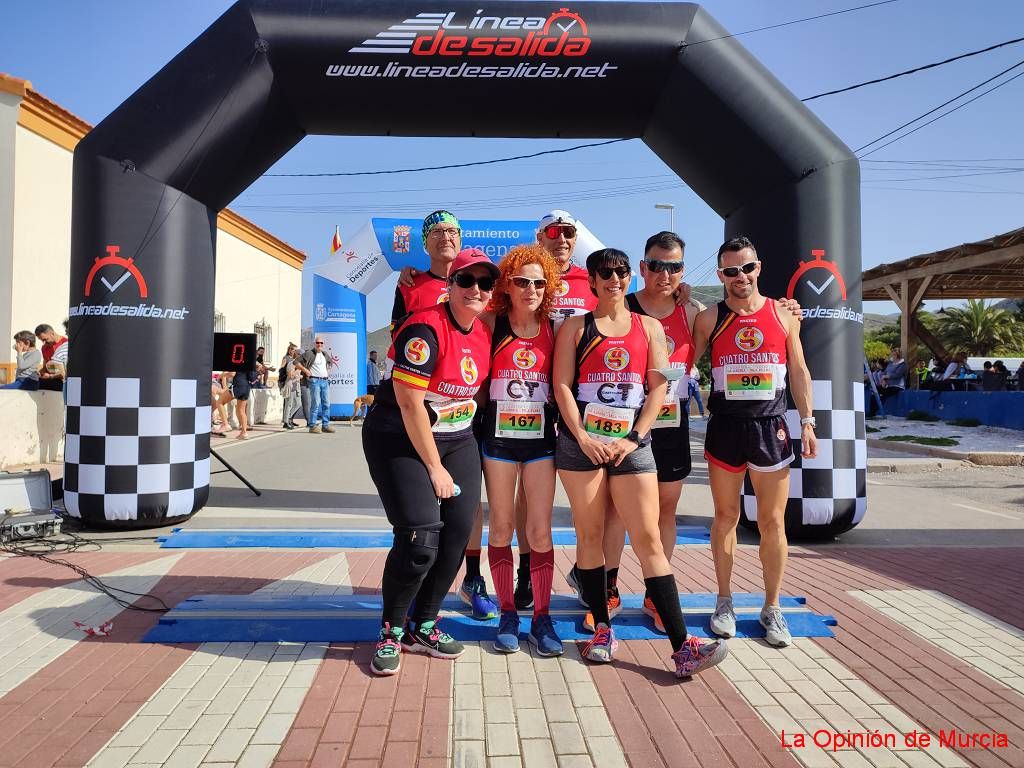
[
  {"xmin": 606, "ymin": 567, "xmax": 619, "ymax": 593},
  {"xmin": 645, "ymin": 574, "xmax": 688, "ymax": 652},
  {"xmin": 518, "ymin": 551, "xmax": 531, "ymax": 576},
  {"xmin": 578, "ymin": 566, "xmax": 609, "ymax": 626},
  {"xmin": 465, "ymin": 550, "xmax": 481, "ymax": 581}
]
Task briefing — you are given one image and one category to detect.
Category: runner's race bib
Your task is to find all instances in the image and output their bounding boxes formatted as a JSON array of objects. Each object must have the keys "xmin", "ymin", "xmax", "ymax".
[
  {"xmin": 652, "ymin": 399, "xmax": 682, "ymax": 429},
  {"xmin": 724, "ymin": 363, "xmax": 775, "ymax": 400},
  {"xmin": 582, "ymin": 402, "xmax": 635, "ymax": 444},
  {"xmin": 495, "ymin": 400, "xmax": 544, "ymax": 439},
  {"xmin": 429, "ymin": 399, "xmax": 477, "ymax": 433}
]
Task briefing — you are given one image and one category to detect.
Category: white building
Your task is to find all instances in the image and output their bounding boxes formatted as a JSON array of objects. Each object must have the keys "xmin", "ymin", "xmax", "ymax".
[{"xmin": 0, "ymin": 73, "xmax": 304, "ymax": 380}]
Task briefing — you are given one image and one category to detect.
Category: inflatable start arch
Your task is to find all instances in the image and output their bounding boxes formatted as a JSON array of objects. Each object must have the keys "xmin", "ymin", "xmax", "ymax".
[{"xmin": 66, "ymin": 0, "xmax": 865, "ymax": 535}]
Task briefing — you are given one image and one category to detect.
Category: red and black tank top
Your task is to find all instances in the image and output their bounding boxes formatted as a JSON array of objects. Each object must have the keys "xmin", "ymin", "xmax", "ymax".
[
  {"xmin": 625, "ymin": 293, "xmax": 694, "ymax": 401},
  {"xmin": 708, "ymin": 299, "xmax": 789, "ymax": 418},
  {"xmin": 483, "ymin": 314, "xmax": 556, "ymax": 444},
  {"xmin": 390, "ymin": 270, "xmax": 449, "ymax": 327},
  {"xmin": 375, "ymin": 303, "xmax": 491, "ymax": 438},
  {"xmin": 573, "ymin": 312, "xmax": 650, "ymax": 410}
]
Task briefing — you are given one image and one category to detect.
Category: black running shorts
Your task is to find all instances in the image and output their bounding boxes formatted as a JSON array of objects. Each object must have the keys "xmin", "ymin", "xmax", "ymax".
[
  {"xmin": 704, "ymin": 413, "xmax": 794, "ymax": 473},
  {"xmin": 651, "ymin": 414, "xmax": 692, "ymax": 482}
]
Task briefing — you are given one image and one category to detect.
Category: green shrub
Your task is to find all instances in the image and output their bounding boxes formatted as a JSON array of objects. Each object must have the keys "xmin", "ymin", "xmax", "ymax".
[
  {"xmin": 947, "ymin": 418, "xmax": 981, "ymax": 427},
  {"xmin": 906, "ymin": 410, "xmax": 940, "ymax": 422},
  {"xmin": 880, "ymin": 435, "xmax": 959, "ymax": 447}
]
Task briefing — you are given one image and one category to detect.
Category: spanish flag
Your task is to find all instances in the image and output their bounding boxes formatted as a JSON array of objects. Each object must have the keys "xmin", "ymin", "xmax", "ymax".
[{"xmin": 330, "ymin": 225, "xmax": 342, "ymax": 254}]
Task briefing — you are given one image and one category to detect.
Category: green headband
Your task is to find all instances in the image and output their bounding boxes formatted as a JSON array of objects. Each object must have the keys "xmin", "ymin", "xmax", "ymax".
[{"xmin": 421, "ymin": 210, "xmax": 460, "ymax": 246}]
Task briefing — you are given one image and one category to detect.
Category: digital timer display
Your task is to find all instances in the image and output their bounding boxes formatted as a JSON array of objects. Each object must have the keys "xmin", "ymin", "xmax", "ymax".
[{"xmin": 213, "ymin": 333, "xmax": 257, "ymax": 372}]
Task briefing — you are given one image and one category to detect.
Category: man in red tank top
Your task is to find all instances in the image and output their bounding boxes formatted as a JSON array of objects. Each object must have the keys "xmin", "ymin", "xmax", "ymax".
[
  {"xmin": 691, "ymin": 236, "xmax": 818, "ymax": 649},
  {"xmin": 390, "ymin": 210, "xmax": 461, "ymax": 325}
]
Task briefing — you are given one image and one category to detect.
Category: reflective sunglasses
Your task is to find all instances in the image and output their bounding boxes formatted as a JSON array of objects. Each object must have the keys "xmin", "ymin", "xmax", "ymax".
[
  {"xmin": 595, "ymin": 266, "xmax": 631, "ymax": 280},
  {"xmin": 451, "ymin": 272, "xmax": 495, "ymax": 291},
  {"xmin": 644, "ymin": 259, "xmax": 683, "ymax": 274},
  {"xmin": 718, "ymin": 261, "xmax": 758, "ymax": 278},
  {"xmin": 510, "ymin": 276, "xmax": 547, "ymax": 290},
  {"xmin": 543, "ymin": 224, "xmax": 577, "ymax": 240}
]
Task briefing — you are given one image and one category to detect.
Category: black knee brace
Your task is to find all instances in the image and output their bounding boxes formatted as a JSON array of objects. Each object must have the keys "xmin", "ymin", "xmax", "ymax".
[{"xmin": 390, "ymin": 525, "xmax": 442, "ymax": 582}]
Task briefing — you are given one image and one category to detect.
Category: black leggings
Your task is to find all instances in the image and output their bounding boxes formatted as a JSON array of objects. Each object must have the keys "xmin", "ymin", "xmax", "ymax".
[{"xmin": 362, "ymin": 427, "xmax": 481, "ymax": 628}]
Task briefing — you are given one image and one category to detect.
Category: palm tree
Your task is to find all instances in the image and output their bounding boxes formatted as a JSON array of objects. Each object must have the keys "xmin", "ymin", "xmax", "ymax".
[{"xmin": 935, "ymin": 299, "xmax": 1024, "ymax": 356}]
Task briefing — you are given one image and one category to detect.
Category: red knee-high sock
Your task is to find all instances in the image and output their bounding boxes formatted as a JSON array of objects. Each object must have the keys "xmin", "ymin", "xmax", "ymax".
[
  {"xmin": 487, "ymin": 544, "xmax": 515, "ymax": 613},
  {"xmin": 530, "ymin": 548, "xmax": 555, "ymax": 617}
]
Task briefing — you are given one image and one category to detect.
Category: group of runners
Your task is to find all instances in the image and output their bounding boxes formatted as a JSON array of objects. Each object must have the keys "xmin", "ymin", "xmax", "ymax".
[{"xmin": 360, "ymin": 209, "xmax": 818, "ymax": 681}]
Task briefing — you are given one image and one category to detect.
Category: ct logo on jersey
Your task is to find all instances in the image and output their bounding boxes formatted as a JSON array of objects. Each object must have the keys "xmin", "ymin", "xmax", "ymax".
[
  {"xmin": 554, "ymin": 280, "xmax": 569, "ymax": 298},
  {"xmin": 513, "ymin": 348, "xmax": 537, "ymax": 370},
  {"xmin": 735, "ymin": 326, "xmax": 764, "ymax": 352},
  {"xmin": 404, "ymin": 337, "xmax": 430, "ymax": 365},
  {"xmin": 460, "ymin": 356, "xmax": 479, "ymax": 385},
  {"xmin": 604, "ymin": 347, "xmax": 629, "ymax": 371}
]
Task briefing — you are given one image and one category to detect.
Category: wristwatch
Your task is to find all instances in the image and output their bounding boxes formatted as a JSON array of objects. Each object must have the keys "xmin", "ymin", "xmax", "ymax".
[
  {"xmin": 625, "ymin": 429, "xmax": 650, "ymax": 447},
  {"xmin": 800, "ymin": 416, "xmax": 817, "ymax": 428}
]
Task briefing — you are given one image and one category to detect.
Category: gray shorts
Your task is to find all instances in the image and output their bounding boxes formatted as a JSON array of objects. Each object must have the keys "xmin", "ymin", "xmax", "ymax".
[{"xmin": 555, "ymin": 430, "xmax": 657, "ymax": 476}]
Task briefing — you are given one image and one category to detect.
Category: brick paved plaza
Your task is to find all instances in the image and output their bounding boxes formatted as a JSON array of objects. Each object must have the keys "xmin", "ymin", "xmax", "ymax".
[{"xmin": 1, "ymin": 429, "xmax": 1022, "ymax": 767}]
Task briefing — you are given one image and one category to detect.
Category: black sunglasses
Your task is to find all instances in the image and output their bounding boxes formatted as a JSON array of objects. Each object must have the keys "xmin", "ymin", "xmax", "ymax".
[
  {"xmin": 510, "ymin": 276, "xmax": 547, "ymax": 290},
  {"xmin": 595, "ymin": 266, "xmax": 631, "ymax": 280},
  {"xmin": 315, "ymin": 341, "xmax": 324, "ymax": 345},
  {"xmin": 451, "ymin": 272, "xmax": 495, "ymax": 291},
  {"xmin": 718, "ymin": 261, "xmax": 758, "ymax": 278},
  {"xmin": 644, "ymin": 259, "xmax": 683, "ymax": 274}
]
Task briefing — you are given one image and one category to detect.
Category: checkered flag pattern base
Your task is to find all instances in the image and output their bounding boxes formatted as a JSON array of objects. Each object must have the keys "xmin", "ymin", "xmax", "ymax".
[
  {"xmin": 63, "ymin": 377, "xmax": 211, "ymax": 523},
  {"xmin": 741, "ymin": 379, "xmax": 867, "ymax": 530}
]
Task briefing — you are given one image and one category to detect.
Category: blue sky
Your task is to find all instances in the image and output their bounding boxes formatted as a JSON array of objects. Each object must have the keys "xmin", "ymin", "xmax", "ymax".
[{"xmin": 3, "ymin": 0, "xmax": 1022, "ymax": 331}]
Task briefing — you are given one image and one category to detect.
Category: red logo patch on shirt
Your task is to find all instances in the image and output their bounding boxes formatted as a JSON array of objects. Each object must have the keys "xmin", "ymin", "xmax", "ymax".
[
  {"xmin": 554, "ymin": 280, "xmax": 570, "ymax": 298},
  {"xmin": 734, "ymin": 326, "xmax": 764, "ymax": 352},
  {"xmin": 404, "ymin": 337, "xmax": 430, "ymax": 365},
  {"xmin": 604, "ymin": 347, "xmax": 630, "ymax": 371},
  {"xmin": 436, "ymin": 292, "xmax": 449, "ymax": 304},
  {"xmin": 513, "ymin": 348, "xmax": 537, "ymax": 370},
  {"xmin": 665, "ymin": 334, "xmax": 676, "ymax": 356},
  {"xmin": 777, "ymin": 428, "xmax": 787, "ymax": 441},
  {"xmin": 461, "ymin": 356, "xmax": 479, "ymax": 385}
]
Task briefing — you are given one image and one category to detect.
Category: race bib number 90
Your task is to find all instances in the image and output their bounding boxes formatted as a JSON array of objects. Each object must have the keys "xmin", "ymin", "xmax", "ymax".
[
  {"xmin": 495, "ymin": 400, "xmax": 544, "ymax": 439},
  {"xmin": 430, "ymin": 399, "xmax": 477, "ymax": 433},
  {"xmin": 724, "ymin": 363, "xmax": 775, "ymax": 400},
  {"xmin": 582, "ymin": 403, "xmax": 635, "ymax": 444}
]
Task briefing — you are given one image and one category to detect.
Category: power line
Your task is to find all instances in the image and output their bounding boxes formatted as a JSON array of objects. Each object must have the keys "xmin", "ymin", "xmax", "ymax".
[
  {"xmin": 685, "ymin": 0, "xmax": 900, "ymax": 47},
  {"xmin": 859, "ymin": 66, "xmax": 1024, "ymax": 157},
  {"xmin": 263, "ymin": 139, "xmax": 630, "ymax": 178},
  {"xmin": 802, "ymin": 36, "xmax": 1024, "ymax": 101},
  {"xmin": 855, "ymin": 57, "xmax": 1024, "ymax": 155}
]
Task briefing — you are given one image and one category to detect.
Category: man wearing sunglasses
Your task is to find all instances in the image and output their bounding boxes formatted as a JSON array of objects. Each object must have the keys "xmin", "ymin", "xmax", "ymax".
[{"xmin": 691, "ymin": 236, "xmax": 818, "ymax": 649}]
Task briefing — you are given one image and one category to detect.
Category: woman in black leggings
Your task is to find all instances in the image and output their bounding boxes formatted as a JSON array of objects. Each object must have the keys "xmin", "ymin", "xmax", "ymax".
[{"xmin": 362, "ymin": 248, "xmax": 498, "ymax": 676}]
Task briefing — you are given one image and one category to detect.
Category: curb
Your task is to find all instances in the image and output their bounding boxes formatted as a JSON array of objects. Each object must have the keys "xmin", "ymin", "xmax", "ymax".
[
  {"xmin": 866, "ymin": 459, "xmax": 971, "ymax": 474},
  {"xmin": 865, "ymin": 438, "xmax": 1024, "ymax": 466}
]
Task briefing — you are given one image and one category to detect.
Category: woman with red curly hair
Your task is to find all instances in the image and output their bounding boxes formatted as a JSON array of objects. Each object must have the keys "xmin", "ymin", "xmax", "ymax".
[{"xmin": 480, "ymin": 244, "xmax": 564, "ymax": 657}]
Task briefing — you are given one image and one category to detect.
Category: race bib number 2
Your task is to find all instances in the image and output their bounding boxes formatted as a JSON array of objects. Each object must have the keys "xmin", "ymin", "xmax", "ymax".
[
  {"xmin": 582, "ymin": 403, "xmax": 635, "ymax": 444},
  {"xmin": 724, "ymin": 364, "xmax": 775, "ymax": 400},
  {"xmin": 430, "ymin": 400, "xmax": 476, "ymax": 433},
  {"xmin": 495, "ymin": 400, "xmax": 544, "ymax": 439},
  {"xmin": 652, "ymin": 400, "xmax": 681, "ymax": 429}
]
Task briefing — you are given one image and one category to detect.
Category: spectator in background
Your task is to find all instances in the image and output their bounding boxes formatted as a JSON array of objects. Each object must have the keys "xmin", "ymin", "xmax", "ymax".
[
  {"xmin": 211, "ymin": 372, "xmax": 234, "ymax": 436},
  {"xmin": 913, "ymin": 360, "xmax": 929, "ymax": 388},
  {"xmin": 880, "ymin": 347, "xmax": 907, "ymax": 402},
  {"xmin": 2, "ymin": 331, "xmax": 42, "ymax": 390},
  {"xmin": 687, "ymin": 365, "xmax": 705, "ymax": 419},
  {"xmin": 281, "ymin": 345, "xmax": 302, "ymax": 429},
  {"xmin": 1016, "ymin": 361, "xmax": 1024, "ymax": 389},
  {"xmin": 366, "ymin": 349, "xmax": 381, "ymax": 396},
  {"xmin": 255, "ymin": 346, "xmax": 274, "ymax": 387},
  {"xmin": 983, "ymin": 360, "xmax": 1009, "ymax": 392},
  {"xmin": 299, "ymin": 338, "xmax": 335, "ymax": 434},
  {"xmin": 35, "ymin": 323, "xmax": 68, "ymax": 391}
]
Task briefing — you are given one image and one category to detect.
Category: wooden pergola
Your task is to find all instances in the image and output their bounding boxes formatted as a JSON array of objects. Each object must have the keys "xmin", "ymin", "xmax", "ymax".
[{"xmin": 862, "ymin": 226, "xmax": 1024, "ymax": 364}]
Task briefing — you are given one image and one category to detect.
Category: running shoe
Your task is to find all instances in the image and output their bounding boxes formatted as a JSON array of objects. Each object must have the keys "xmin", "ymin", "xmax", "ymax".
[
  {"xmin": 709, "ymin": 596, "xmax": 736, "ymax": 638},
  {"xmin": 401, "ymin": 619, "xmax": 465, "ymax": 659},
  {"xmin": 514, "ymin": 574, "xmax": 534, "ymax": 611},
  {"xmin": 308, "ymin": 424, "xmax": 322, "ymax": 434},
  {"xmin": 529, "ymin": 614, "xmax": 564, "ymax": 657},
  {"xmin": 565, "ymin": 564, "xmax": 590, "ymax": 608},
  {"xmin": 580, "ymin": 623, "xmax": 617, "ymax": 663},
  {"xmin": 672, "ymin": 636, "xmax": 728, "ymax": 678},
  {"xmin": 371, "ymin": 623, "xmax": 403, "ymax": 676},
  {"xmin": 494, "ymin": 611, "xmax": 520, "ymax": 653},
  {"xmin": 459, "ymin": 576, "xmax": 499, "ymax": 620},
  {"xmin": 642, "ymin": 595, "xmax": 666, "ymax": 634},
  {"xmin": 583, "ymin": 588, "xmax": 623, "ymax": 633},
  {"xmin": 760, "ymin": 605, "xmax": 792, "ymax": 647}
]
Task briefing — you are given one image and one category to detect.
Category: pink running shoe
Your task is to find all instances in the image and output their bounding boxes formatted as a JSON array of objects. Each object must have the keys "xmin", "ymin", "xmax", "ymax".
[
  {"xmin": 672, "ymin": 636, "xmax": 728, "ymax": 678},
  {"xmin": 580, "ymin": 623, "xmax": 618, "ymax": 663}
]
